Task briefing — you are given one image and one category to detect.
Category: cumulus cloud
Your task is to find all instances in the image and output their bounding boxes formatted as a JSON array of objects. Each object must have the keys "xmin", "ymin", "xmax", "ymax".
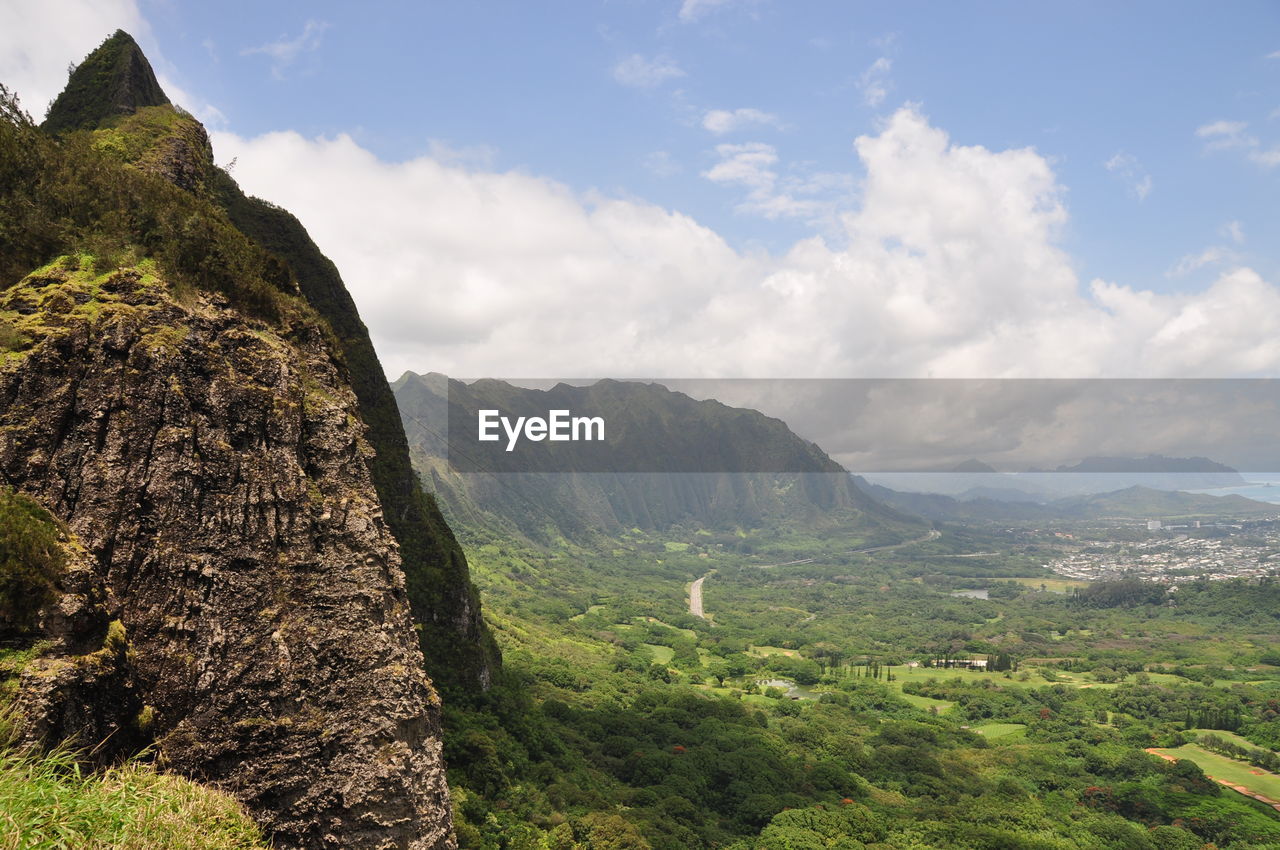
[
  {"xmin": 241, "ymin": 19, "xmax": 329, "ymax": 79},
  {"xmin": 857, "ymin": 57, "xmax": 892, "ymax": 107},
  {"xmin": 214, "ymin": 105, "xmax": 1280, "ymax": 381},
  {"xmin": 702, "ymin": 107, "xmax": 782, "ymax": 134},
  {"xmin": 612, "ymin": 54, "xmax": 685, "ymax": 88}
]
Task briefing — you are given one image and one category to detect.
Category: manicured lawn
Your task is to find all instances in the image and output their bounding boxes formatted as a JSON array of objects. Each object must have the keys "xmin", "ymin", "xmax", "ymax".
[
  {"xmin": 1154, "ymin": 744, "xmax": 1280, "ymax": 802},
  {"xmin": 969, "ymin": 722, "xmax": 1026, "ymax": 740}
]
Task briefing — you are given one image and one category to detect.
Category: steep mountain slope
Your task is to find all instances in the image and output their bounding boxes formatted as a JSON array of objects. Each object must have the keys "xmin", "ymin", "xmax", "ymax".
[
  {"xmin": 41, "ymin": 30, "xmax": 169, "ymax": 134},
  {"xmin": 394, "ymin": 371, "xmax": 914, "ymax": 544},
  {"xmin": 0, "ymin": 31, "xmax": 490, "ymax": 847},
  {"xmin": 207, "ymin": 152, "xmax": 496, "ymax": 695}
]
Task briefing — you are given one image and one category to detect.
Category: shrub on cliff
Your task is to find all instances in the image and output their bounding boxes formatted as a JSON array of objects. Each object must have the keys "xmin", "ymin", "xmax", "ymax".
[{"xmin": 0, "ymin": 489, "xmax": 65, "ymax": 637}]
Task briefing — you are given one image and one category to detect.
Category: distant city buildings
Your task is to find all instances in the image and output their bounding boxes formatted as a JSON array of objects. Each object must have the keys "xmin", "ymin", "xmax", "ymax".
[{"xmin": 1046, "ymin": 526, "xmax": 1280, "ymax": 584}]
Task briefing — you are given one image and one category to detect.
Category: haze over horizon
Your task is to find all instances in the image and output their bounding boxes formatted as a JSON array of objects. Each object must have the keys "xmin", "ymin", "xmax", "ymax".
[{"xmin": 3, "ymin": 0, "xmax": 1278, "ymax": 380}]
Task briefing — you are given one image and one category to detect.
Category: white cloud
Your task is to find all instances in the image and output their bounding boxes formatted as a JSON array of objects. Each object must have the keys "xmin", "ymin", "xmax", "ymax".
[
  {"xmin": 678, "ymin": 0, "xmax": 739, "ymax": 23},
  {"xmin": 1104, "ymin": 151, "xmax": 1152, "ymax": 201},
  {"xmin": 1250, "ymin": 145, "xmax": 1280, "ymax": 167},
  {"xmin": 214, "ymin": 106, "xmax": 1280, "ymax": 380},
  {"xmin": 703, "ymin": 142, "xmax": 778, "ymax": 190},
  {"xmin": 702, "ymin": 107, "xmax": 782, "ymax": 134},
  {"xmin": 701, "ymin": 142, "xmax": 838, "ymax": 221},
  {"xmin": 858, "ymin": 57, "xmax": 892, "ymax": 107},
  {"xmin": 612, "ymin": 53, "xmax": 685, "ymax": 88},
  {"xmin": 1196, "ymin": 119, "xmax": 1253, "ymax": 149},
  {"xmin": 241, "ymin": 19, "xmax": 329, "ymax": 79},
  {"xmin": 1168, "ymin": 247, "xmax": 1226, "ymax": 277},
  {"xmin": 1195, "ymin": 119, "xmax": 1280, "ymax": 168},
  {"xmin": 1268, "ymin": 49, "xmax": 1280, "ymax": 59}
]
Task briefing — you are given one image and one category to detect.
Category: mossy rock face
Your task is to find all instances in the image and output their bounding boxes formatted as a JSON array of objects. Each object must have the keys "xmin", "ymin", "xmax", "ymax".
[
  {"xmin": 42, "ymin": 30, "xmax": 169, "ymax": 135},
  {"xmin": 93, "ymin": 105, "xmax": 215, "ymax": 194}
]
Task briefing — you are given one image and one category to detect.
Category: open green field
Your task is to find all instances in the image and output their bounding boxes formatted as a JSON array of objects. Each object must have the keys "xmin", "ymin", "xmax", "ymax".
[
  {"xmin": 638, "ymin": 617, "xmax": 697, "ymax": 639},
  {"xmin": 749, "ymin": 645, "xmax": 801, "ymax": 658},
  {"xmin": 889, "ymin": 665, "xmax": 1065, "ymax": 688},
  {"xmin": 642, "ymin": 644, "xmax": 675, "ymax": 664},
  {"xmin": 1140, "ymin": 672, "xmax": 1195, "ymax": 686},
  {"xmin": 969, "ymin": 722, "xmax": 1026, "ymax": 740},
  {"xmin": 1008, "ymin": 577, "xmax": 1091, "ymax": 593},
  {"xmin": 897, "ymin": 691, "xmax": 952, "ymax": 713},
  {"xmin": 1154, "ymin": 744, "xmax": 1280, "ymax": 803},
  {"xmin": 569, "ymin": 604, "xmax": 607, "ymax": 621},
  {"xmin": 1190, "ymin": 729, "xmax": 1277, "ymax": 752}
]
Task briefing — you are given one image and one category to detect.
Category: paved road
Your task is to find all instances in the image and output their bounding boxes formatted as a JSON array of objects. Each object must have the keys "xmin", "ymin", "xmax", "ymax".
[
  {"xmin": 689, "ymin": 573, "xmax": 710, "ymax": 618},
  {"xmin": 686, "ymin": 529, "xmax": 941, "ymax": 620}
]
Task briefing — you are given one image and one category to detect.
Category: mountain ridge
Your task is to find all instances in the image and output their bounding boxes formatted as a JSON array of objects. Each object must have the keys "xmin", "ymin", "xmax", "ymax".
[{"xmin": 394, "ymin": 371, "xmax": 916, "ymax": 545}]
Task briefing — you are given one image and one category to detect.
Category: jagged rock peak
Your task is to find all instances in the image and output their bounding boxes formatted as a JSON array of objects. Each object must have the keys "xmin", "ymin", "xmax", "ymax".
[{"xmin": 43, "ymin": 30, "xmax": 170, "ymax": 134}]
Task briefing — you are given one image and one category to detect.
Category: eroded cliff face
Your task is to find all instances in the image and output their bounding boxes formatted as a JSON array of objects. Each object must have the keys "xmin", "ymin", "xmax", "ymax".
[{"xmin": 1, "ymin": 258, "xmax": 455, "ymax": 849}]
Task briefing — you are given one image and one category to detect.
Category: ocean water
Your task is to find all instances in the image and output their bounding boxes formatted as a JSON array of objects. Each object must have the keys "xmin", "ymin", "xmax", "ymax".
[{"xmin": 1186, "ymin": 478, "xmax": 1280, "ymax": 505}]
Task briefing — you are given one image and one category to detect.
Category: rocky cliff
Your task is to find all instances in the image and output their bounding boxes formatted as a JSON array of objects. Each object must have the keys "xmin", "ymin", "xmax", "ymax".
[
  {"xmin": 209, "ymin": 177, "xmax": 497, "ymax": 695},
  {"xmin": 2, "ymin": 257, "xmax": 455, "ymax": 848},
  {"xmin": 0, "ymin": 30, "xmax": 495, "ymax": 848}
]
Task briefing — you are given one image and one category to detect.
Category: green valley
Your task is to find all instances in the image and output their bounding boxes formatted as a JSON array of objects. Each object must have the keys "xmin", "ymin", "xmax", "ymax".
[{"xmin": 404, "ymin": 381, "xmax": 1280, "ymax": 849}]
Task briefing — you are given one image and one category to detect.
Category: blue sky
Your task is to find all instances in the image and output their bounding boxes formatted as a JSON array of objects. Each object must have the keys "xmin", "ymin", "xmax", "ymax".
[
  {"xmin": 2, "ymin": 1, "xmax": 1279, "ymax": 379},
  {"xmin": 141, "ymin": 0, "xmax": 1279, "ymax": 288}
]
